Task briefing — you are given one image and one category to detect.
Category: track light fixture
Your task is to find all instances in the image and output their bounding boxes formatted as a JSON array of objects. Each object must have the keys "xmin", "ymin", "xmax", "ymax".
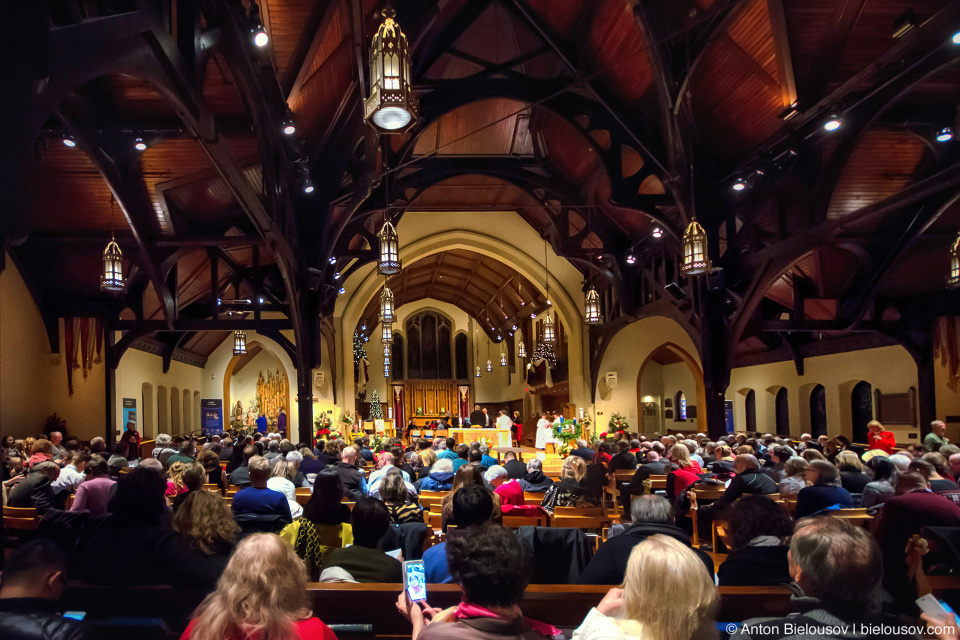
[
  {"xmin": 62, "ymin": 135, "xmax": 76, "ymax": 148},
  {"xmin": 282, "ymin": 121, "xmax": 296, "ymax": 136},
  {"xmin": 823, "ymin": 115, "xmax": 842, "ymax": 132},
  {"xmin": 652, "ymin": 227, "xmax": 663, "ymax": 239},
  {"xmin": 937, "ymin": 127, "xmax": 954, "ymax": 142},
  {"xmin": 134, "ymin": 137, "xmax": 147, "ymax": 151},
  {"xmin": 732, "ymin": 178, "xmax": 746, "ymax": 192},
  {"xmin": 626, "ymin": 254, "xmax": 636, "ymax": 264}
]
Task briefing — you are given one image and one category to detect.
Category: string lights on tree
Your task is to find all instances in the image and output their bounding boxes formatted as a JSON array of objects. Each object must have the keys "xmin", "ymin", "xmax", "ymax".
[{"xmin": 353, "ymin": 329, "xmax": 367, "ymax": 363}]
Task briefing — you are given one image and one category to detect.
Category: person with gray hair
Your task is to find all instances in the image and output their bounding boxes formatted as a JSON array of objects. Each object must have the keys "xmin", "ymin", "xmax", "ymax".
[
  {"xmin": 139, "ymin": 458, "xmax": 163, "ymax": 473},
  {"xmin": 695, "ymin": 454, "xmax": 778, "ymax": 545},
  {"xmin": 518, "ymin": 457, "xmax": 553, "ymax": 492},
  {"xmin": 478, "ymin": 444, "xmax": 498, "ymax": 467},
  {"xmin": 579, "ymin": 495, "xmax": 714, "ymax": 584},
  {"xmin": 925, "ymin": 420, "xmax": 950, "ymax": 452},
  {"xmin": 6, "ymin": 460, "xmax": 61, "ymax": 512},
  {"xmin": 731, "ymin": 517, "xmax": 910, "ymax": 640},
  {"xmin": 794, "ymin": 460, "xmax": 854, "ymax": 518},
  {"xmin": 570, "ymin": 438, "xmax": 596, "ymax": 461}
]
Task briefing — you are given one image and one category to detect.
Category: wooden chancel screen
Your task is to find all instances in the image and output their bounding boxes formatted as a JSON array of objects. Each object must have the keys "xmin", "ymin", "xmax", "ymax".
[
  {"xmin": 404, "ymin": 381, "xmax": 458, "ymax": 418},
  {"xmin": 257, "ymin": 369, "xmax": 289, "ymax": 421}
]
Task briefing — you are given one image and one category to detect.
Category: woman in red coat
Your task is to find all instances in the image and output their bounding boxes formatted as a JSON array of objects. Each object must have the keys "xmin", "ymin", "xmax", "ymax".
[{"xmin": 867, "ymin": 420, "xmax": 897, "ymax": 454}]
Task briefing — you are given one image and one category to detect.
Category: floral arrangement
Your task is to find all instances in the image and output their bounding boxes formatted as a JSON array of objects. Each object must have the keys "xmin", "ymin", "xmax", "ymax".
[
  {"xmin": 314, "ymin": 414, "xmax": 344, "ymax": 443},
  {"xmin": 370, "ymin": 432, "xmax": 386, "ymax": 453},
  {"xmin": 341, "ymin": 412, "xmax": 355, "ymax": 427},
  {"xmin": 552, "ymin": 419, "xmax": 583, "ymax": 455},
  {"xmin": 608, "ymin": 413, "xmax": 630, "ymax": 432}
]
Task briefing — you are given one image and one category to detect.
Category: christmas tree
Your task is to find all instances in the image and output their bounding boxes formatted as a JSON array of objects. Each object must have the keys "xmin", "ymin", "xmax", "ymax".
[
  {"xmin": 368, "ymin": 388, "xmax": 383, "ymax": 420},
  {"xmin": 353, "ymin": 329, "xmax": 367, "ymax": 363}
]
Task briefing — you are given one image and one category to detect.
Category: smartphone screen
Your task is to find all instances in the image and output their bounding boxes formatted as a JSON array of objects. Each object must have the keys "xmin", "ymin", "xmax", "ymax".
[
  {"xmin": 63, "ymin": 612, "xmax": 87, "ymax": 621},
  {"xmin": 917, "ymin": 594, "xmax": 954, "ymax": 618},
  {"xmin": 404, "ymin": 560, "xmax": 427, "ymax": 602}
]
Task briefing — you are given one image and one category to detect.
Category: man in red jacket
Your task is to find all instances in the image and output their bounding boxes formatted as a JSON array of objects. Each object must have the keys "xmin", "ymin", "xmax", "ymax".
[
  {"xmin": 876, "ymin": 471, "xmax": 960, "ymax": 609},
  {"xmin": 866, "ymin": 420, "xmax": 897, "ymax": 454}
]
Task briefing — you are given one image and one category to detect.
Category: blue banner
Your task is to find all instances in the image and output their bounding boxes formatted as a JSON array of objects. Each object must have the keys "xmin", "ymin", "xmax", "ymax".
[
  {"xmin": 201, "ymin": 399, "xmax": 223, "ymax": 436},
  {"xmin": 724, "ymin": 400, "xmax": 735, "ymax": 434}
]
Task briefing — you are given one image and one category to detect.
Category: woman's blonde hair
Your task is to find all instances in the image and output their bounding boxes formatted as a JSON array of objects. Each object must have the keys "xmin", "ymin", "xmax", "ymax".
[
  {"xmin": 271, "ymin": 460, "xmax": 296, "ymax": 482},
  {"xmin": 24, "ymin": 437, "xmax": 36, "ymax": 456},
  {"xmin": 562, "ymin": 455, "xmax": 586, "ymax": 482},
  {"xmin": 168, "ymin": 461, "xmax": 187, "ymax": 492},
  {"xmin": 172, "ymin": 490, "xmax": 240, "ymax": 555},
  {"xmin": 187, "ymin": 533, "xmax": 312, "ymax": 640},
  {"xmin": 835, "ymin": 450, "xmax": 867, "ymax": 472},
  {"xmin": 420, "ymin": 448, "xmax": 437, "ymax": 468},
  {"xmin": 622, "ymin": 535, "xmax": 719, "ymax": 640},
  {"xmin": 670, "ymin": 443, "xmax": 694, "ymax": 469}
]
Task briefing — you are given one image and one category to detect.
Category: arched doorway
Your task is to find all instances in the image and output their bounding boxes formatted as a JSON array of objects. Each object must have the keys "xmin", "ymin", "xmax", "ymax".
[
  {"xmin": 637, "ymin": 343, "xmax": 706, "ymax": 434},
  {"xmin": 775, "ymin": 388, "xmax": 789, "ymax": 436},
  {"xmin": 851, "ymin": 381, "xmax": 873, "ymax": 443},
  {"xmin": 810, "ymin": 385, "xmax": 827, "ymax": 437},
  {"xmin": 744, "ymin": 389, "xmax": 757, "ymax": 432}
]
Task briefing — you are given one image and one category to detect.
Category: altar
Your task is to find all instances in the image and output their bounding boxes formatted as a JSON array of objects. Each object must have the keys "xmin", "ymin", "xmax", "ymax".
[{"xmin": 450, "ymin": 427, "xmax": 512, "ymax": 448}]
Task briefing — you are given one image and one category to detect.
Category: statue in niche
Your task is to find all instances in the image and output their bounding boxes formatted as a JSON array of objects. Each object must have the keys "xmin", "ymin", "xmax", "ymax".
[{"xmin": 233, "ymin": 401, "xmax": 244, "ymax": 423}]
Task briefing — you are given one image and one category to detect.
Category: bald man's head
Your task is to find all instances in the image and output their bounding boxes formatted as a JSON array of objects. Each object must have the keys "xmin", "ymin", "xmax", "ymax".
[{"xmin": 734, "ymin": 454, "xmax": 759, "ymax": 473}]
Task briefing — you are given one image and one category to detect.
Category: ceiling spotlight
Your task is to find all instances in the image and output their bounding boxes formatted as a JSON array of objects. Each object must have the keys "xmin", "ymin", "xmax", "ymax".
[
  {"xmin": 252, "ymin": 24, "xmax": 269, "ymax": 47},
  {"xmin": 62, "ymin": 135, "xmax": 76, "ymax": 148},
  {"xmin": 823, "ymin": 115, "xmax": 842, "ymax": 132},
  {"xmin": 530, "ymin": 313, "xmax": 536, "ymax": 319},
  {"xmin": 134, "ymin": 137, "xmax": 147, "ymax": 151},
  {"xmin": 952, "ymin": 31, "xmax": 960, "ymax": 44},
  {"xmin": 282, "ymin": 121, "xmax": 296, "ymax": 136},
  {"xmin": 652, "ymin": 227, "xmax": 663, "ymax": 239},
  {"xmin": 361, "ymin": 324, "xmax": 367, "ymax": 330},
  {"xmin": 334, "ymin": 272, "xmax": 341, "ymax": 280},
  {"xmin": 732, "ymin": 178, "xmax": 746, "ymax": 192},
  {"xmin": 512, "ymin": 325, "xmax": 517, "ymax": 331},
  {"xmin": 259, "ymin": 297, "xmax": 264, "ymax": 303},
  {"xmin": 937, "ymin": 127, "xmax": 954, "ymax": 142},
  {"xmin": 338, "ymin": 287, "xmax": 346, "ymax": 295},
  {"xmin": 626, "ymin": 254, "xmax": 636, "ymax": 264},
  {"xmin": 303, "ymin": 176, "xmax": 315, "ymax": 194},
  {"xmin": 328, "ymin": 256, "xmax": 337, "ymax": 264}
]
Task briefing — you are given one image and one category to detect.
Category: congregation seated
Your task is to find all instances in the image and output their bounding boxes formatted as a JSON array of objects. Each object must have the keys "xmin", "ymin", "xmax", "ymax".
[
  {"xmin": 398, "ymin": 522, "xmax": 559, "ymax": 640},
  {"xmin": 231, "ymin": 456, "xmax": 292, "ymax": 526},
  {"xmin": 416, "ymin": 448, "xmax": 437, "ymax": 480},
  {"xmin": 226, "ymin": 445, "xmax": 257, "ymax": 488},
  {"xmin": 716, "ymin": 495, "xmax": 793, "ymax": 587},
  {"xmin": 579, "ymin": 495, "xmax": 713, "ymax": 584},
  {"xmin": 171, "ymin": 462, "xmax": 206, "ymax": 511},
  {"xmin": 288, "ymin": 469, "xmax": 352, "ymax": 579},
  {"xmin": 52, "ymin": 450, "xmax": 88, "ymax": 495},
  {"xmin": 575, "ymin": 535, "xmax": 718, "ymax": 640},
  {"xmin": 607, "ymin": 440, "xmax": 638, "ymax": 473},
  {"xmin": 425, "ymin": 484, "xmax": 496, "ymax": 583},
  {"xmin": 320, "ymin": 498, "xmax": 402, "ymax": 583},
  {"xmin": 913, "ymin": 455, "xmax": 960, "ymax": 493},
  {"xmin": 367, "ymin": 452, "xmax": 412, "ymax": 496},
  {"xmin": 518, "ymin": 458, "xmax": 554, "ymax": 493},
  {"xmin": 835, "ymin": 450, "xmax": 871, "ymax": 495},
  {"xmin": 861, "ymin": 456, "xmax": 897, "ymax": 509},
  {"xmin": 417, "ymin": 458, "xmax": 455, "ymax": 491},
  {"xmin": 570, "ymin": 439, "xmax": 596, "ymax": 461},
  {"xmin": 777, "ymin": 456, "xmax": 807, "ymax": 497},
  {"xmin": 695, "ymin": 454, "xmax": 777, "ymax": 542},
  {"xmin": 197, "ymin": 449, "xmax": 224, "ymax": 489},
  {"xmin": 541, "ymin": 456, "xmax": 597, "ymax": 514},
  {"xmin": 182, "ymin": 533, "xmax": 337, "ymax": 640},
  {"xmin": 731, "ymin": 517, "xmax": 918, "ymax": 640},
  {"xmin": 268, "ymin": 459, "xmax": 304, "ymax": 519},
  {"xmin": 166, "ymin": 440, "xmax": 197, "ymax": 468},
  {"xmin": 171, "ymin": 490, "xmax": 239, "ymax": 580},
  {"xmin": 794, "ymin": 459, "xmax": 854, "ymax": 518},
  {"xmin": 69, "ymin": 454, "xmax": 114, "ymax": 517},
  {"xmin": 0, "ymin": 540, "xmax": 95, "ymax": 640}
]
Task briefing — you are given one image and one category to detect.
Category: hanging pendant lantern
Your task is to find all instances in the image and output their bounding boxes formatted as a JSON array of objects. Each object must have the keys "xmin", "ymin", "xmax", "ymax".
[
  {"xmin": 382, "ymin": 322, "xmax": 394, "ymax": 345},
  {"xmin": 379, "ymin": 286, "xmax": 396, "ymax": 323},
  {"xmin": 100, "ymin": 234, "xmax": 125, "ymax": 293},
  {"xmin": 475, "ymin": 366, "xmax": 481, "ymax": 378},
  {"xmin": 363, "ymin": 7, "xmax": 418, "ymax": 133},
  {"xmin": 584, "ymin": 286, "xmax": 601, "ymax": 325},
  {"xmin": 517, "ymin": 336, "xmax": 526, "ymax": 359},
  {"xmin": 500, "ymin": 352, "xmax": 507, "ymax": 367},
  {"xmin": 486, "ymin": 359, "xmax": 493, "ymax": 372},
  {"xmin": 377, "ymin": 220, "xmax": 401, "ymax": 275},
  {"xmin": 949, "ymin": 233, "xmax": 960, "ymax": 288},
  {"xmin": 383, "ymin": 342, "xmax": 392, "ymax": 377},
  {"xmin": 543, "ymin": 314, "xmax": 556, "ymax": 345},
  {"xmin": 681, "ymin": 219, "xmax": 712, "ymax": 276},
  {"xmin": 233, "ymin": 331, "xmax": 247, "ymax": 356}
]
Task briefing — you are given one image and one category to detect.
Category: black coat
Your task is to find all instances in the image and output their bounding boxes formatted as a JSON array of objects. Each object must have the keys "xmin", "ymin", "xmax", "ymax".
[
  {"xmin": 469, "ymin": 410, "xmax": 486, "ymax": 427},
  {"xmin": 334, "ymin": 461, "xmax": 366, "ymax": 501},
  {"xmin": 839, "ymin": 468, "xmax": 870, "ymax": 494},
  {"xmin": 717, "ymin": 545, "xmax": 791, "ymax": 586},
  {"xmin": 607, "ymin": 452, "xmax": 637, "ymax": 473},
  {"xmin": 714, "ymin": 468, "xmax": 778, "ymax": 511},
  {"xmin": 7, "ymin": 473, "xmax": 60, "ymax": 512},
  {"xmin": 0, "ymin": 598, "xmax": 94, "ymax": 640},
  {"xmin": 504, "ymin": 459, "xmax": 527, "ymax": 479},
  {"xmin": 578, "ymin": 522, "xmax": 714, "ymax": 584}
]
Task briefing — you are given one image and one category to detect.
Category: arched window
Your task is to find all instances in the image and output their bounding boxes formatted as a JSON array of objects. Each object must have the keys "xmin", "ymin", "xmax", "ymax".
[
  {"xmin": 406, "ymin": 311, "xmax": 452, "ymax": 379},
  {"xmin": 141, "ymin": 383, "xmax": 155, "ymax": 438},
  {"xmin": 744, "ymin": 390, "xmax": 757, "ymax": 432},
  {"xmin": 775, "ymin": 388, "xmax": 789, "ymax": 436},
  {"xmin": 675, "ymin": 391, "xmax": 687, "ymax": 421},
  {"xmin": 851, "ymin": 381, "xmax": 873, "ymax": 443},
  {"xmin": 392, "ymin": 334, "xmax": 405, "ymax": 380},
  {"xmin": 157, "ymin": 386, "xmax": 169, "ymax": 432},
  {"xmin": 455, "ymin": 333, "xmax": 468, "ymax": 379},
  {"xmin": 810, "ymin": 385, "xmax": 827, "ymax": 437}
]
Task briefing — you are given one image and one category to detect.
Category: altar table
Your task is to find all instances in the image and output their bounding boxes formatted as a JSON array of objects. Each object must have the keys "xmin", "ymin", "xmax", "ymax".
[{"xmin": 450, "ymin": 427, "xmax": 512, "ymax": 448}]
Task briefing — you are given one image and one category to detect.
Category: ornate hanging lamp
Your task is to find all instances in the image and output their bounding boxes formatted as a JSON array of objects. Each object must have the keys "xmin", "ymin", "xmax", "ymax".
[
  {"xmin": 233, "ymin": 331, "xmax": 247, "ymax": 356},
  {"xmin": 377, "ymin": 220, "xmax": 401, "ymax": 275},
  {"xmin": 584, "ymin": 284, "xmax": 601, "ymax": 325},
  {"xmin": 101, "ymin": 198, "xmax": 126, "ymax": 293},
  {"xmin": 542, "ymin": 313, "xmax": 556, "ymax": 345},
  {"xmin": 681, "ymin": 219, "xmax": 711, "ymax": 276},
  {"xmin": 949, "ymin": 233, "xmax": 960, "ymax": 288},
  {"xmin": 363, "ymin": 6, "xmax": 418, "ymax": 133},
  {"xmin": 382, "ymin": 322, "xmax": 394, "ymax": 345},
  {"xmin": 500, "ymin": 349, "xmax": 507, "ymax": 367},
  {"xmin": 379, "ymin": 285, "xmax": 396, "ymax": 323},
  {"xmin": 475, "ymin": 366, "xmax": 481, "ymax": 377},
  {"xmin": 383, "ymin": 343, "xmax": 392, "ymax": 377}
]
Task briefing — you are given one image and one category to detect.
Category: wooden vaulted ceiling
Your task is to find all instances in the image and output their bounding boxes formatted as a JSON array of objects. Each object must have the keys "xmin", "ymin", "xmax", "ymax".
[
  {"xmin": 11, "ymin": 0, "xmax": 960, "ymax": 369},
  {"xmin": 356, "ymin": 249, "xmax": 549, "ymax": 339}
]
